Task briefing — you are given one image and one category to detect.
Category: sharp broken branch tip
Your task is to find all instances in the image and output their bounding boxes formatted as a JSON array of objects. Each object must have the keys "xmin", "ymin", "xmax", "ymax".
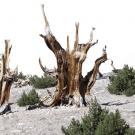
[
  {"xmin": 89, "ymin": 27, "xmax": 96, "ymax": 42},
  {"xmin": 111, "ymin": 60, "xmax": 113, "ymax": 64},
  {"xmin": 75, "ymin": 22, "xmax": 79, "ymax": 26},
  {"xmin": 92, "ymin": 40, "xmax": 98, "ymax": 46},
  {"xmin": 41, "ymin": 4, "xmax": 44, "ymax": 9},
  {"xmin": 102, "ymin": 45, "xmax": 107, "ymax": 53},
  {"xmin": 39, "ymin": 34, "xmax": 45, "ymax": 38},
  {"xmin": 92, "ymin": 27, "xmax": 95, "ymax": 31}
]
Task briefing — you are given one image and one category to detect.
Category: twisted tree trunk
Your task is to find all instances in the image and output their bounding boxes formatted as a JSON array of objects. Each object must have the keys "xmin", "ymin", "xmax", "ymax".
[
  {"xmin": 0, "ymin": 40, "xmax": 17, "ymax": 114},
  {"xmin": 39, "ymin": 5, "xmax": 107, "ymax": 107}
]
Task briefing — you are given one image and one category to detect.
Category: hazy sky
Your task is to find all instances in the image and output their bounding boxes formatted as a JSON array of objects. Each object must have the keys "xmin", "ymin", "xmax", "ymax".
[{"xmin": 0, "ymin": 0, "xmax": 135, "ymax": 76}]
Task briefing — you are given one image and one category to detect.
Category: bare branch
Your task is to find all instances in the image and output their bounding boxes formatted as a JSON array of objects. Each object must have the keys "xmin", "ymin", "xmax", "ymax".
[
  {"xmin": 83, "ymin": 49, "xmax": 107, "ymax": 93},
  {"xmin": 111, "ymin": 60, "xmax": 118, "ymax": 72},
  {"xmin": 66, "ymin": 35, "xmax": 70, "ymax": 52},
  {"xmin": 91, "ymin": 39, "xmax": 98, "ymax": 46},
  {"xmin": 81, "ymin": 28, "xmax": 97, "ymax": 53},
  {"xmin": 3, "ymin": 40, "xmax": 12, "ymax": 74},
  {"xmin": 39, "ymin": 58, "xmax": 47, "ymax": 73},
  {"xmin": 41, "ymin": 4, "xmax": 49, "ymax": 26},
  {"xmin": 41, "ymin": 4, "xmax": 51, "ymax": 35},
  {"xmin": 40, "ymin": 4, "xmax": 65, "ymax": 55},
  {"xmin": 9, "ymin": 45, "xmax": 12, "ymax": 55},
  {"xmin": 39, "ymin": 34, "xmax": 45, "ymax": 38},
  {"xmin": 89, "ymin": 27, "xmax": 95, "ymax": 43},
  {"xmin": 74, "ymin": 22, "xmax": 79, "ymax": 50},
  {"xmin": 39, "ymin": 58, "xmax": 57, "ymax": 77},
  {"xmin": 0, "ymin": 55, "xmax": 4, "ymax": 82}
]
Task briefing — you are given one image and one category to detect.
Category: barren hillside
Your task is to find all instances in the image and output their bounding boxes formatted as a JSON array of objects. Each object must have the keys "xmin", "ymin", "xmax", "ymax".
[{"xmin": 0, "ymin": 78, "xmax": 135, "ymax": 135}]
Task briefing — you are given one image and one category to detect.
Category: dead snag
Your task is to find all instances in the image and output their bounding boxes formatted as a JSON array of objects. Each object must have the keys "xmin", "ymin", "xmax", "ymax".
[
  {"xmin": 0, "ymin": 40, "xmax": 17, "ymax": 114},
  {"xmin": 39, "ymin": 4, "xmax": 107, "ymax": 107}
]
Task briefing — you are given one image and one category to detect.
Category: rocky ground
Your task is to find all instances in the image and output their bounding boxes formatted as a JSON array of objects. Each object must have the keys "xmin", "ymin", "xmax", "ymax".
[{"xmin": 0, "ymin": 78, "xmax": 135, "ymax": 135}]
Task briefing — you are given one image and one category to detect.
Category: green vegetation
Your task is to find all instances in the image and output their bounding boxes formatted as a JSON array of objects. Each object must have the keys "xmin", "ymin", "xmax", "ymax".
[
  {"xmin": 108, "ymin": 65, "xmax": 135, "ymax": 96},
  {"xmin": 13, "ymin": 71, "xmax": 27, "ymax": 82},
  {"xmin": 29, "ymin": 75, "xmax": 56, "ymax": 89},
  {"xmin": 62, "ymin": 99, "xmax": 135, "ymax": 135},
  {"xmin": 17, "ymin": 89, "xmax": 40, "ymax": 106},
  {"xmin": 95, "ymin": 110, "xmax": 134, "ymax": 135},
  {"xmin": 16, "ymin": 72, "xmax": 27, "ymax": 80}
]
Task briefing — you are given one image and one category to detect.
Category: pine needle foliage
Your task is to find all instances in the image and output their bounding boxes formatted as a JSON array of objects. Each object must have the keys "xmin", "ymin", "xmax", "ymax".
[
  {"xmin": 108, "ymin": 65, "xmax": 135, "ymax": 96},
  {"xmin": 17, "ymin": 89, "xmax": 40, "ymax": 106},
  {"xmin": 62, "ymin": 99, "xmax": 135, "ymax": 135},
  {"xmin": 29, "ymin": 75, "xmax": 56, "ymax": 89}
]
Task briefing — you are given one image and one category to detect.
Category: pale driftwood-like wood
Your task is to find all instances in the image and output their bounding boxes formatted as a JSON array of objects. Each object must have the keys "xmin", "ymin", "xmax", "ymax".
[
  {"xmin": 0, "ymin": 40, "xmax": 16, "ymax": 107},
  {"xmin": 39, "ymin": 5, "xmax": 107, "ymax": 106},
  {"xmin": 39, "ymin": 58, "xmax": 56, "ymax": 77},
  {"xmin": 111, "ymin": 60, "xmax": 116, "ymax": 71},
  {"xmin": 111, "ymin": 60, "xmax": 120, "ymax": 73}
]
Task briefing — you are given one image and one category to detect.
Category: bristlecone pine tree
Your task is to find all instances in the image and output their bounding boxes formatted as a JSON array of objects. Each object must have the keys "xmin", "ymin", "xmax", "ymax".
[
  {"xmin": 39, "ymin": 5, "xmax": 108, "ymax": 107},
  {"xmin": 0, "ymin": 40, "xmax": 17, "ymax": 112}
]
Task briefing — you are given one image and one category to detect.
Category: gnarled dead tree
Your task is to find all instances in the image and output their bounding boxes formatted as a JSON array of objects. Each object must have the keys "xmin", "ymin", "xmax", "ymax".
[
  {"xmin": 39, "ymin": 5, "xmax": 107, "ymax": 107},
  {"xmin": 0, "ymin": 40, "xmax": 17, "ymax": 114}
]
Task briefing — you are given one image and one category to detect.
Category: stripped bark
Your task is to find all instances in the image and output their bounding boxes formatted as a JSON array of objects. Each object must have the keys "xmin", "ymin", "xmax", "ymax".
[
  {"xmin": 39, "ymin": 58, "xmax": 56, "ymax": 77},
  {"xmin": 0, "ymin": 40, "xmax": 17, "ymax": 109},
  {"xmin": 39, "ymin": 5, "xmax": 107, "ymax": 106},
  {"xmin": 111, "ymin": 60, "xmax": 120, "ymax": 73}
]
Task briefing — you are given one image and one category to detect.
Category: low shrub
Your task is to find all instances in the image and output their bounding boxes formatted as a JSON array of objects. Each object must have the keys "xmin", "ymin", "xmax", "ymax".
[
  {"xmin": 95, "ymin": 110, "xmax": 129, "ymax": 135},
  {"xmin": 17, "ymin": 89, "xmax": 40, "ymax": 106},
  {"xmin": 108, "ymin": 65, "xmax": 135, "ymax": 96},
  {"xmin": 29, "ymin": 75, "xmax": 56, "ymax": 89},
  {"xmin": 62, "ymin": 99, "xmax": 135, "ymax": 135},
  {"xmin": 13, "ymin": 71, "xmax": 27, "ymax": 82},
  {"xmin": 17, "ymin": 72, "xmax": 27, "ymax": 80},
  {"xmin": 14, "ymin": 72, "xmax": 27, "ymax": 81}
]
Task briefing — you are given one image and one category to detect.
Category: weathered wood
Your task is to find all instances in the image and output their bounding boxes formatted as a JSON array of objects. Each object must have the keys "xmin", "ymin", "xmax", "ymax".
[
  {"xmin": 111, "ymin": 60, "xmax": 120, "ymax": 73},
  {"xmin": 39, "ymin": 5, "xmax": 107, "ymax": 106},
  {"xmin": 39, "ymin": 58, "xmax": 56, "ymax": 78},
  {"xmin": 0, "ymin": 40, "xmax": 16, "ymax": 107}
]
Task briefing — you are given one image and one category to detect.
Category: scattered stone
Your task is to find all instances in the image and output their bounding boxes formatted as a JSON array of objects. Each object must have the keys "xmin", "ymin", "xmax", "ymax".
[{"xmin": 0, "ymin": 78, "xmax": 135, "ymax": 135}]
